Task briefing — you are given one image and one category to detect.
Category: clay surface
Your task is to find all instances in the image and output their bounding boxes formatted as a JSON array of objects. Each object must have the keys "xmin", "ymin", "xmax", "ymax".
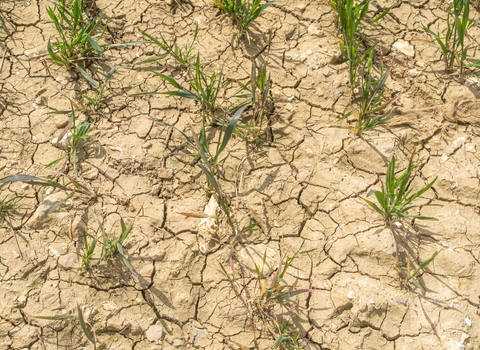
[{"xmin": 0, "ymin": 0, "xmax": 479, "ymax": 349}]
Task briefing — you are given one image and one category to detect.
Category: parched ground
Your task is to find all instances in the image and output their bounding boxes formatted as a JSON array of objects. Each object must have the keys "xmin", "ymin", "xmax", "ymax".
[{"xmin": 1, "ymin": 0, "xmax": 480, "ymax": 349}]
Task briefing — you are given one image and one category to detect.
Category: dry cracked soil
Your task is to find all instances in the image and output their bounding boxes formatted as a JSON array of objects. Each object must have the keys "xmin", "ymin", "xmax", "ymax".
[{"xmin": 1, "ymin": 0, "xmax": 480, "ymax": 349}]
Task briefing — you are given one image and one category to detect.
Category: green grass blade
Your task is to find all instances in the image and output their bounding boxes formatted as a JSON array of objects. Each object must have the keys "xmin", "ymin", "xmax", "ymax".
[
  {"xmin": 216, "ymin": 106, "xmax": 246, "ymax": 158},
  {"xmin": 404, "ymin": 176, "xmax": 437, "ymax": 203},
  {"xmin": 77, "ymin": 304, "xmax": 95, "ymax": 344},
  {"xmin": 386, "ymin": 156, "xmax": 396, "ymax": 195},
  {"xmin": 361, "ymin": 197, "xmax": 385, "ymax": 216},
  {"xmin": 410, "ymin": 277, "xmax": 423, "ymax": 289},
  {"xmin": 135, "ymin": 54, "xmax": 169, "ymax": 64},
  {"xmin": 86, "ymin": 35, "xmax": 103, "ymax": 54},
  {"xmin": 417, "ymin": 250, "xmax": 440, "ymax": 271},
  {"xmin": 77, "ymin": 66, "xmax": 100, "ymax": 88}
]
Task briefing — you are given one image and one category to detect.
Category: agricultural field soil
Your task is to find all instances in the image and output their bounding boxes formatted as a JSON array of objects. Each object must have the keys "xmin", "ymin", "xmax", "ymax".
[{"xmin": 1, "ymin": 0, "xmax": 480, "ymax": 349}]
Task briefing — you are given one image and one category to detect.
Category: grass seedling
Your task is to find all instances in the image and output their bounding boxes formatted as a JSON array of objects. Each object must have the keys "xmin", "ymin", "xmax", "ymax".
[
  {"xmin": 193, "ymin": 106, "xmax": 246, "ymax": 231},
  {"xmin": 331, "ymin": 0, "xmax": 389, "ymax": 91},
  {"xmin": 98, "ymin": 217, "xmax": 134, "ymax": 270},
  {"xmin": 362, "ymin": 153, "xmax": 439, "ymax": 222},
  {"xmin": 77, "ymin": 65, "xmax": 117, "ymax": 110},
  {"xmin": 213, "ymin": 0, "xmax": 277, "ymax": 39},
  {"xmin": 221, "ymin": 242, "xmax": 312, "ymax": 349},
  {"xmin": 0, "ymin": 194, "xmax": 22, "ymax": 223},
  {"xmin": 234, "ymin": 59, "xmax": 275, "ymax": 140},
  {"xmin": 423, "ymin": 0, "xmax": 476, "ymax": 77},
  {"xmin": 338, "ymin": 49, "xmax": 398, "ymax": 135},
  {"xmin": 47, "ymin": 0, "xmax": 105, "ymax": 69},
  {"xmin": 138, "ymin": 53, "xmax": 223, "ymax": 116},
  {"xmin": 274, "ymin": 320, "xmax": 300, "ymax": 350},
  {"xmin": 48, "ymin": 104, "xmax": 91, "ymax": 172},
  {"xmin": 398, "ymin": 251, "xmax": 440, "ymax": 289},
  {"xmin": 137, "ymin": 24, "xmax": 198, "ymax": 67},
  {"xmin": 80, "ymin": 231, "xmax": 97, "ymax": 270}
]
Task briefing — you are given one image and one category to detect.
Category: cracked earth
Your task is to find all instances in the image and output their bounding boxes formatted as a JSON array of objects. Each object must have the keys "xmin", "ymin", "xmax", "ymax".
[{"xmin": 1, "ymin": 0, "xmax": 480, "ymax": 349}]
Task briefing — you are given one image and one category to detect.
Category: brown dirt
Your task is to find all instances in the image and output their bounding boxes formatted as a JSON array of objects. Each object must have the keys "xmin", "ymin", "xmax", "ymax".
[{"xmin": 1, "ymin": 0, "xmax": 480, "ymax": 349}]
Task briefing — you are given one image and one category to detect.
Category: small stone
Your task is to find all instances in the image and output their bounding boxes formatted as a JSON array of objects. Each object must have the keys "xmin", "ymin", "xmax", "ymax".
[
  {"xmin": 392, "ymin": 39, "xmax": 415, "ymax": 57},
  {"xmin": 464, "ymin": 77, "xmax": 478, "ymax": 87},
  {"xmin": 157, "ymin": 168, "xmax": 173, "ymax": 180},
  {"xmin": 151, "ymin": 184, "xmax": 161, "ymax": 196},
  {"xmin": 29, "ymin": 192, "xmax": 69, "ymax": 229},
  {"xmin": 146, "ymin": 324, "xmax": 163, "ymax": 342},
  {"xmin": 295, "ymin": 3, "xmax": 307, "ymax": 11},
  {"xmin": 142, "ymin": 141, "xmax": 152, "ymax": 149},
  {"xmin": 322, "ymin": 67, "xmax": 331, "ymax": 77},
  {"xmin": 12, "ymin": 251, "xmax": 20, "ymax": 259},
  {"xmin": 464, "ymin": 317, "xmax": 472, "ymax": 327},
  {"xmin": 453, "ymin": 137, "xmax": 466, "ymax": 147},
  {"xmin": 52, "ymin": 132, "xmax": 72, "ymax": 151},
  {"xmin": 307, "ymin": 23, "xmax": 321, "ymax": 36},
  {"xmin": 48, "ymin": 243, "xmax": 67, "ymax": 256},
  {"xmin": 408, "ymin": 68, "xmax": 420, "ymax": 77},
  {"xmin": 297, "ymin": 170, "xmax": 311, "ymax": 182},
  {"xmin": 173, "ymin": 339, "xmax": 184, "ymax": 347},
  {"xmin": 83, "ymin": 168, "xmax": 98, "ymax": 180},
  {"xmin": 58, "ymin": 253, "xmax": 79, "ymax": 269},
  {"xmin": 465, "ymin": 143, "xmax": 475, "ymax": 152},
  {"xmin": 102, "ymin": 301, "xmax": 117, "ymax": 311},
  {"xmin": 440, "ymin": 154, "xmax": 449, "ymax": 163},
  {"xmin": 415, "ymin": 60, "xmax": 425, "ymax": 67}
]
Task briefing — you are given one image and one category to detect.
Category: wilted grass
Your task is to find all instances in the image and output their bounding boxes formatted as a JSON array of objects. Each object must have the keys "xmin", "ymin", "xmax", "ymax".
[
  {"xmin": 220, "ymin": 242, "xmax": 312, "ymax": 349},
  {"xmin": 234, "ymin": 59, "xmax": 275, "ymax": 141},
  {"xmin": 338, "ymin": 49, "xmax": 397, "ymax": 135},
  {"xmin": 0, "ymin": 174, "xmax": 96, "ymax": 199},
  {"xmin": 193, "ymin": 106, "xmax": 246, "ymax": 230}
]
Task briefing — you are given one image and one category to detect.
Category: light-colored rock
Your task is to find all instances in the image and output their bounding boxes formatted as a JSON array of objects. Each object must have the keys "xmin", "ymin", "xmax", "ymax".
[
  {"xmin": 28, "ymin": 192, "xmax": 69, "ymax": 229},
  {"xmin": 408, "ymin": 68, "xmax": 420, "ymax": 77},
  {"xmin": 173, "ymin": 339, "xmax": 184, "ymax": 347},
  {"xmin": 58, "ymin": 253, "xmax": 78, "ymax": 269},
  {"xmin": 146, "ymin": 324, "xmax": 163, "ymax": 342},
  {"xmin": 392, "ymin": 39, "xmax": 415, "ymax": 57},
  {"xmin": 157, "ymin": 168, "xmax": 173, "ymax": 180},
  {"xmin": 197, "ymin": 195, "xmax": 219, "ymax": 254},
  {"xmin": 102, "ymin": 301, "xmax": 117, "ymax": 311},
  {"xmin": 308, "ymin": 23, "xmax": 321, "ymax": 36},
  {"xmin": 82, "ymin": 168, "xmax": 98, "ymax": 180},
  {"xmin": 464, "ymin": 77, "xmax": 478, "ymax": 87},
  {"xmin": 51, "ymin": 132, "xmax": 72, "ymax": 151},
  {"xmin": 48, "ymin": 243, "xmax": 68, "ymax": 256}
]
